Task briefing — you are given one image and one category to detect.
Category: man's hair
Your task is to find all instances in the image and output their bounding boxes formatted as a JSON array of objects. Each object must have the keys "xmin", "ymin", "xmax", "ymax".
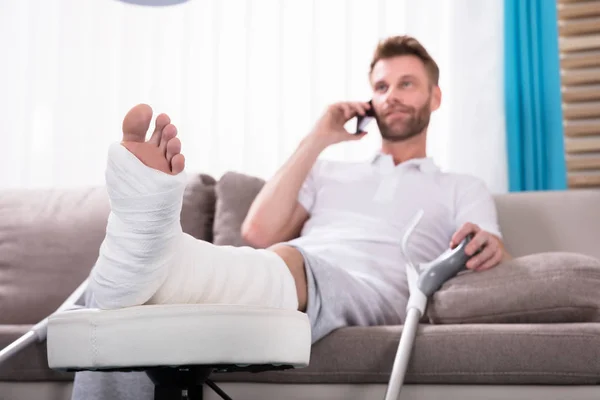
[{"xmin": 369, "ymin": 35, "xmax": 439, "ymax": 86}]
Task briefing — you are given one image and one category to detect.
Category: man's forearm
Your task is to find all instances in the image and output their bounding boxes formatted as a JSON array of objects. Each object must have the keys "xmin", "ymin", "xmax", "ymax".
[
  {"xmin": 242, "ymin": 100, "xmax": 369, "ymax": 246},
  {"xmin": 242, "ymin": 134, "xmax": 328, "ymax": 243}
]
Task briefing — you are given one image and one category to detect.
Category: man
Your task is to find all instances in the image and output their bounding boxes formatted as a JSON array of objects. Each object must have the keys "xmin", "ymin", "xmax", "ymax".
[
  {"xmin": 72, "ymin": 35, "xmax": 510, "ymax": 399},
  {"xmin": 240, "ymin": 34, "xmax": 510, "ymax": 341}
]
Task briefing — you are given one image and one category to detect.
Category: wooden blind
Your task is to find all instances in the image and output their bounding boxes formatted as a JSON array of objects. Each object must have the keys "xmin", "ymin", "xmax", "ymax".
[{"xmin": 558, "ymin": 0, "xmax": 600, "ymax": 188}]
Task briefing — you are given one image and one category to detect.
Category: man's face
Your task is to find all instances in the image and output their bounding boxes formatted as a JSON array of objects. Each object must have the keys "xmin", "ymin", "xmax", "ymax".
[{"xmin": 370, "ymin": 55, "xmax": 441, "ymax": 142}]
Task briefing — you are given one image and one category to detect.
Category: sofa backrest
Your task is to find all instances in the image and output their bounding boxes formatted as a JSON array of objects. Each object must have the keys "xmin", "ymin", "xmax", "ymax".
[
  {"xmin": 0, "ymin": 174, "xmax": 216, "ymax": 325},
  {"xmin": 494, "ymin": 189, "xmax": 600, "ymax": 260},
  {"xmin": 1, "ymin": 170, "xmax": 598, "ymax": 326},
  {"xmin": 212, "ymin": 172, "xmax": 600, "ymax": 260}
]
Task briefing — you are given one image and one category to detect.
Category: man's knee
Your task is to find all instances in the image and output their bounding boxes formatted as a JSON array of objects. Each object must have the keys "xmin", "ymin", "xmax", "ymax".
[{"xmin": 268, "ymin": 244, "xmax": 308, "ymax": 311}]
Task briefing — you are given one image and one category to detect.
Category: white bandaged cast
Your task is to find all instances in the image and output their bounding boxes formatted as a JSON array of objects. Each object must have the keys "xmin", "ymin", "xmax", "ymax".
[{"xmin": 88, "ymin": 143, "xmax": 298, "ymax": 311}]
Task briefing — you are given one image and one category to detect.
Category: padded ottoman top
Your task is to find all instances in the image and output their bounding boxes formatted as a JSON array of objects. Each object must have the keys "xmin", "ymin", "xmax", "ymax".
[{"xmin": 46, "ymin": 304, "xmax": 311, "ymax": 371}]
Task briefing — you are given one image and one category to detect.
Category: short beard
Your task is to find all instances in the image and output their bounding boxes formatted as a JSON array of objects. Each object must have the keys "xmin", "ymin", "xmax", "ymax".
[{"xmin": 377, "ymin": 98, "xmax": 431, "ymax": 142}]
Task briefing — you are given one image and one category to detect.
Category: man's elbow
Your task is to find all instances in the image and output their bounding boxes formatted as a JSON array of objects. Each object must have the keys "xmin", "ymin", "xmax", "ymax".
[{"xmin": 241, "ymin": 220, "xmax": 274, "ymax": 249}]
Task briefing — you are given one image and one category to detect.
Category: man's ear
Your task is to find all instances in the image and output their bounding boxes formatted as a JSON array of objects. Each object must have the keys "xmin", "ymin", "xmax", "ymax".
[{"xmin": 430, "ymin": 85, "xmax": 442, "ymax": 111}]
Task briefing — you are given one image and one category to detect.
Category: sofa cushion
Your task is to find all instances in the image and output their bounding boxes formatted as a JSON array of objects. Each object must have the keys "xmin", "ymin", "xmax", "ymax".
[
  {"xmin": 0, "ymin": 173, "xmax": 216, "ymax": 325},
  {"xmin": 180, "ymin": 174, "xmax": 217, "ymax": 243},
  {"xmin": 213, "ymin": 171, "xmax": 265, "ymax": 247},
  {"xmin": 426, "ymin": 252, "xmax": 600, "ymax": 324},
  {"xmin": 5, "ymin": 322, "xmax": 600, "ymax": 385},
  {"xmin": 214, "ymin": 323, "xmax": 600, "ymax": 385}
]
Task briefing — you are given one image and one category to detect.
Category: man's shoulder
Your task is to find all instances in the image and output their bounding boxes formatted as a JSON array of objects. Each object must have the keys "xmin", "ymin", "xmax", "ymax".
[
  {"xmin": 434, "ymin": 169, "xmax": 492, "ymax": 194},
  {"xmin": 438, "ymin": 169, "xmax": 486, "ymax": 183}
]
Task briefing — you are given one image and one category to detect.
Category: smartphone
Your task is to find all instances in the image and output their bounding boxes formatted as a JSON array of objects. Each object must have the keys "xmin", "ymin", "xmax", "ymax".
[{"xmin": 355, "ymin": 100, "xmax": 375, "ymax": 134}]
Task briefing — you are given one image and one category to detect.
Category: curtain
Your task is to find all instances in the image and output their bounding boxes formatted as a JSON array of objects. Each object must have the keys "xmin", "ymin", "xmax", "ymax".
[
  {"xmin": 504, "ymin": 0, "xmax": 567, "ymax": 191},
  {"xmin": 1, "ymin": 0, "xmax": 507, "ymax": 193}
]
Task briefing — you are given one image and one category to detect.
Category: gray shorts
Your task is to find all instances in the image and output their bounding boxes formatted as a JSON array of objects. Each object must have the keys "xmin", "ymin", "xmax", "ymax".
[{"xmin": 293, "ymin": 245, "xmax": 408, "ymax": 343}]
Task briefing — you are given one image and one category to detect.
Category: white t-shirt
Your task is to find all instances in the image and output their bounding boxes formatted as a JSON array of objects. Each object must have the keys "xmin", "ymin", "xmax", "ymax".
[{"xmin": 286, "ymin": 153, "xmax": 502, "ymax": 296}]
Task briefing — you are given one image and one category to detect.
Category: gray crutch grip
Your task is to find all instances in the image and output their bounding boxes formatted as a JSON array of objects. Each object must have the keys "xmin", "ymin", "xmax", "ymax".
[{"xmin": 418, "ymin": 234, "xmax": 473, "ymax": 297}]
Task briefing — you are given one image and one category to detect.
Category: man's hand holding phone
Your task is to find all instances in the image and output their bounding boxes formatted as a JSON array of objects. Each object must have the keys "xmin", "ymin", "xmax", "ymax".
[{"xmin": 308, "ymin": 101, "xmax": 373, "ymax": 148}]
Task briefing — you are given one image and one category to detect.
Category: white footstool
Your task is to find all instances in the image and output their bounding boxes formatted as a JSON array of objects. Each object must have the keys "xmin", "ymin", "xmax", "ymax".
[{"xmin": 46, "ymin": 304, "xmax": 312, "ymax": 400}]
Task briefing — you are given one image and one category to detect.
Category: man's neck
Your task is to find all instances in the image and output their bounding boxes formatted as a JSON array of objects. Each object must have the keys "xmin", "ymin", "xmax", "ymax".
[{"xmin": 380, "ymin": 133, "xmax": 427, "ymax": 165}]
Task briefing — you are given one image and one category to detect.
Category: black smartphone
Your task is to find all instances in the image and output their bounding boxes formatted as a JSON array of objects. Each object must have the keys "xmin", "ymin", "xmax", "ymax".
[{"xmin": 355, "ymin": 100, "xmax": 375, "ymax": 134}]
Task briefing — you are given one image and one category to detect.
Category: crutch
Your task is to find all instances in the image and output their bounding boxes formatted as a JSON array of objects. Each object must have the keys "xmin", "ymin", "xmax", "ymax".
[
  {"xmin": 0, "ymin": 279, "xmax": 89, "ymax": 365},
  {"xmin": 383, "ymin": 210, "xmax": 474, "ymax": 400}
]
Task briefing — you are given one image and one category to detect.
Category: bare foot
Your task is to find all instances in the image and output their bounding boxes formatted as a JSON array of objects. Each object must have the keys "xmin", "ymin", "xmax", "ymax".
[{"xmin": 120, "ymin": 104, "xmax": 185, "ymax": 174}]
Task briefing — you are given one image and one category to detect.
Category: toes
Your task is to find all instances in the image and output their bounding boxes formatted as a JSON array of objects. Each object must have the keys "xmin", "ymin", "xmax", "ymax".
[
  {"xmin": 149, "ymin": 113, "xmax": 171, "ymax": 146},
  {"xmin": 166, "ymin": 137, "xmax": 181, "ymax": 164},
  {"xmin": 171, "ymin": 154, "xmax": 185, "ymax": 174},
  {"xmin": 122, "ymin": 104, "xmax": 153, "ymax": 143},
  {"xmin": 159, "ymin": 124, "xmax": 177, "ymax": 154}
]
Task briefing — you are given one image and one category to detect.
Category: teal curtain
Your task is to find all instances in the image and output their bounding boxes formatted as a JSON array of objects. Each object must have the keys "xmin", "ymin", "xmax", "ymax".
[{"xmin": 504, "ymin": 0, "xmax": 567, "ymax": 191}]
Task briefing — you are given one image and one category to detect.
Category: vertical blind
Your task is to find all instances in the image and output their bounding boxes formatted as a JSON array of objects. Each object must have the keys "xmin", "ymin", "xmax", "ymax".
[{"xmin": 558, "ymin": 0, "xmax": 600, "ymax": 188}]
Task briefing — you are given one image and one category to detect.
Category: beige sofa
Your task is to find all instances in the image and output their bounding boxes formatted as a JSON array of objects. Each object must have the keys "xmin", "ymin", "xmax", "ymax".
[{"xmin": 1, "ymin": 171, "xmax": 599, "ymax": 400}]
